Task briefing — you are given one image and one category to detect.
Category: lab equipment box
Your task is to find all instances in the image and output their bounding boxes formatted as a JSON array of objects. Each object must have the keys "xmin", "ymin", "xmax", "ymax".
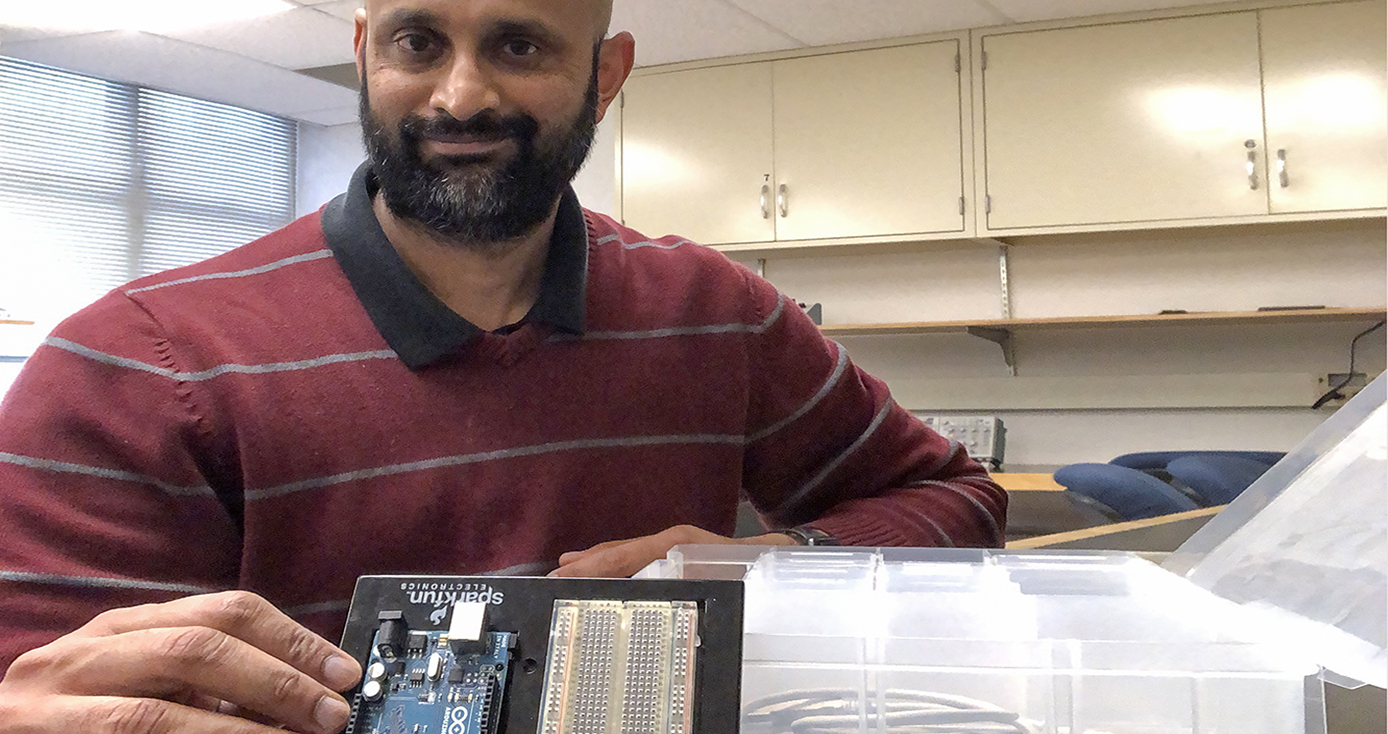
[{"xmin": 639, "ymin": 373, "xmax": 1387, "ymax": 734}]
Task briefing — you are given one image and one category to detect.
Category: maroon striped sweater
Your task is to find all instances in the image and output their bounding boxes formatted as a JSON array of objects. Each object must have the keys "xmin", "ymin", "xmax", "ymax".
[{"xmin": 0, "ymin": 178, "xmax": 1005, "ymax": 671}]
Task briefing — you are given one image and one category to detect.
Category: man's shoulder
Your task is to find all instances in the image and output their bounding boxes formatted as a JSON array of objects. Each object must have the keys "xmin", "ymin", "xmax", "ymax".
[
  {"xmin": 54, "ymin": 211, "xmax": 344, "ymax": 342},
  {"xmin": 582, "ymin": 211, "xmax": 754, "ymax": 284},
  {"xmin": 581, "ymin": 211, "xmax": 784, "ymax": 329},
  {"xmin": 121, "ymin": 212, "xmax": 334, "ymax": 297}
]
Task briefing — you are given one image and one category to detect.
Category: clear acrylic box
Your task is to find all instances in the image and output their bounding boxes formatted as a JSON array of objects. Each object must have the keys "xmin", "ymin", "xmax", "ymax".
[{"xmin": 637, "ymin": 373, "xmax": 1387, "ymax": 734}]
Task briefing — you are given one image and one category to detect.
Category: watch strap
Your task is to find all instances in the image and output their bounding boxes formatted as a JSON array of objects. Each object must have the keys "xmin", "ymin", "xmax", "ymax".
[{"xmin": 775, "ymin": 525, "xmax": 840, "ymax": 547}]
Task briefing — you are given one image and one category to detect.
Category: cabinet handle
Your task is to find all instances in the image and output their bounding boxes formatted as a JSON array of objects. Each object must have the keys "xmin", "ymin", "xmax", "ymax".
[
  {"xmin": 1245, "ymin": 141, "xmax": 1259, "ymax": 191},
  {"xmin": 760, "ymin": 185, "xmax": 771, "ymax": 219},
  {"xmin": 777, "ymin": 184, "xmax": 788, "ymax": 218},
  {"xmin": 1276, "ymin": 149, "xmax": 1289, "ymax": 188}
]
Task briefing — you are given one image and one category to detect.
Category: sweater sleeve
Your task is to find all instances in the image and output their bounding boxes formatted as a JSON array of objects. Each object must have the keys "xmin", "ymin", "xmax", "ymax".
[
  {"xmin": 738, "ymin": 272, "xmax": 1007, "ymax": 548},
  {"xmin": 0, "ymin": 294, "xmax": 241, "ymax": 673}
]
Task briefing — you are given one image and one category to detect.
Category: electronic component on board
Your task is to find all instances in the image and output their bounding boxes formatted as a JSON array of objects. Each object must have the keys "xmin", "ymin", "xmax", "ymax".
[
  {"xmin": 347, "ymin": 602, "xmax": 515, "ymax": 734},
  {"xmin": 406, "ymin": 631, "xmax": 429, "ymax": 655},
  {"xmin": 537, "ymin": 600, "xmax": 699, "ymax": 734},
  {"xmin": 376, "ymin": 611, "xmax": 407, "ymax": 660},
  {"xmin": 340, "ymin": 575, "xmax": 743, "ymax": 734}
]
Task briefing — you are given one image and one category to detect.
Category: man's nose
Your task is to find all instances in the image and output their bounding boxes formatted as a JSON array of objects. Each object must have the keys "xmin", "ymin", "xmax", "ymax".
[{"xmin": 430, "ymin": 53, "xmax": 502, "ymax": 121}]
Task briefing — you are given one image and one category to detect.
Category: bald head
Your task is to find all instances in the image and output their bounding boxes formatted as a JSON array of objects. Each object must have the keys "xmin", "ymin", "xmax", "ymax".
[{"xmin": 360, "ymin": 0, "xmax": 614, "ymax": 42}]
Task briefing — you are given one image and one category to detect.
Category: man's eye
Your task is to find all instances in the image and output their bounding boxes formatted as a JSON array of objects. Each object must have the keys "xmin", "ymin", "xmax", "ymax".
[
  {"xmin": 502, "ymin": 39, "xmax": 538, "ymax": 57},
  {"xmin": 396, "ymin": 33, "xmax": 434, "ymax": 54}
]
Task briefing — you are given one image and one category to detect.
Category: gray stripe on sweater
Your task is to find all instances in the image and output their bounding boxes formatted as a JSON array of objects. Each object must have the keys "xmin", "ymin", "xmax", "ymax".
[
  {"xmin": 621, "ymin": 239, "xmax": 694, "ymax": 250},
  {"xmin": 125, "ymin": 250, "xmax": 334, "ymax": 295},
  {"xmin": 246, "ymin": 434, "xmax": 746, "ymax": 501},
  {"xmin": 748, "ymin": 341, "xmax": 849, "ymax": 443},
  {"xmin": 592, "ymin": 233, "xmax": 693, "ymax": 250},
  {"xmin": 918, "ymin": 515, "xmax": 957, "ymax": 548},
  {"xmin": 584, "ymin": 294, "xmax": 786, "ymax": 341},
  {"xmin": 43, "ymin": 338, "xmax": 397, "ymax": 382},
  {"xmin": 773, "ymin": 399, "xmax": 895, "ymax": 517},
  {"xmin": 904, "ymin": 478, "xmax": 1003, "ymax": 544},
  {"xmin": 0, "ymin": 570, "xmax": 216, "ymax": 594},
  {"xmin": 0, "ymin": 451, "xmax": 214, "ymax": 498},
  {"xmin": 43, "ymin": 338, "xmax": 177, "ymax": 378}
]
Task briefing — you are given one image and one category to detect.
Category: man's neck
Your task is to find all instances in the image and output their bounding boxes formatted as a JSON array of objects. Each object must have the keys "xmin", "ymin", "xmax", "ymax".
[{"xmin": 373, "ymin": 195, "xmax": 559, "ymax": 332}]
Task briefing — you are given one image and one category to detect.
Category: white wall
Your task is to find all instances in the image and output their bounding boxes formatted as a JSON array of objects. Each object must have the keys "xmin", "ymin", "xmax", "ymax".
[
  {"xmin": 731, "ymin": 219, "xmax": 1388, "ymax": 469},
  {"xmin": 297, "ymin": 122, "xmax": 366, "ymax": 218},
  {"xmin": 296, "ymin": 113, "xmax": 621, "ymax": 220}
]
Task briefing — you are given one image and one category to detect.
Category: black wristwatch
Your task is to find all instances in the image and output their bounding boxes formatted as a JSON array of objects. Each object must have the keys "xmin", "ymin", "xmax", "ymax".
[{"xmin": 775, "ymin": 525, "xmax": 840, "ymax": 546}]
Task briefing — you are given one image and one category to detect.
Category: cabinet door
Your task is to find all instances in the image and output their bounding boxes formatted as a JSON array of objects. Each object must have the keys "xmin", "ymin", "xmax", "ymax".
[
  {"xmin": 1261, "ymin": 1, "xmax": 1387, "ymax": 214},
  {"xmin": 772, "ymin": 42, "xmax": 966, "ymax": 241},
  {"xmin": 620, "ymin": 64, "xmax": 775, "ymax": 245},
  {"xmin": 981, "ymin": 14, "xmax": 1267, "ymax": 230}
]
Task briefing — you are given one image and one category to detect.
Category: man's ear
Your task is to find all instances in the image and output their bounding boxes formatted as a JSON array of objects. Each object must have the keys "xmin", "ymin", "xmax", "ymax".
[
  {"xmin": 353, "ymin": 8, "xmax": 368, "ymax": 81},
  {"xmin": 594, "ymin": 31, "xmax": 636, "ymax": 124}
]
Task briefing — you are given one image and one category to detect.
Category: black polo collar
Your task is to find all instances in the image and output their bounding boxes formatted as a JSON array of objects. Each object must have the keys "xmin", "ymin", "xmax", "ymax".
[{"xmin": 320, "ymin": 163, "xmax": 589, "ymax": 369}]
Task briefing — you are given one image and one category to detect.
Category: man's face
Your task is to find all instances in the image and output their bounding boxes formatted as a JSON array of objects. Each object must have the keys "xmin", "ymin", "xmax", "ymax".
[{"xmin": 355, "ymin": 0, "xmax": 619, "ymax": 244}]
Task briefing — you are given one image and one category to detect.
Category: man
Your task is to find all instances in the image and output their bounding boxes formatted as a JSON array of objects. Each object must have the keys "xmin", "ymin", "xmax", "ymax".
[{"xmin": 0, "ymin": 0, "xmax": 1006, "ymax": 731}]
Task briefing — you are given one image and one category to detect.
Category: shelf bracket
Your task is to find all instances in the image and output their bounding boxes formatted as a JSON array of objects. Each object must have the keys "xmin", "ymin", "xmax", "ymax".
[
  {"xmin": 997, "ymin": 243, "xmax": 1013, "ymax": 320},
  {"xmin": 969, "ymin": 238, "xmax": 1015, "ymax": 321},
  {"xmin": 967, "ymin": 326, "xmax": 1017, "ymax": 377}
]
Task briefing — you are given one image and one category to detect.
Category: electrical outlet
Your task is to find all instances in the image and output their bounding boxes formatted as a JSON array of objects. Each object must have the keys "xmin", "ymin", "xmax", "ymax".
[{"xmin": 1318, "ymin": 372, "xmax": 1368, "ymax": 404}]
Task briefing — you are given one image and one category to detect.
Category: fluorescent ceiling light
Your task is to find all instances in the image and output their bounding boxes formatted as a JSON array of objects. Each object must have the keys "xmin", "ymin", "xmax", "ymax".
[{"xmin": 0, "ymin": 0, "xmax": 295, "ymax": 35}]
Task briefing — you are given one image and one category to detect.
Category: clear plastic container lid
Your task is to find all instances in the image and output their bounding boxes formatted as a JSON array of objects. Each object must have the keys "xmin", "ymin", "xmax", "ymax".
[{"xmin": 1164, "ymin": 371, "xmax": 1387, "ymax": 690}]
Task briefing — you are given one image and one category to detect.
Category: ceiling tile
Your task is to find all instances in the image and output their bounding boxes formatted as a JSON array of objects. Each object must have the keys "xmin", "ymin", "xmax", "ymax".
[
  {"xmin": 305, "ymin": 0, "xmax": 362, "ymax": 23},
  {"xmin": 725, "ymin": 0, "xmax": 1008, "ymax": 46},
  {"xmin": 4, "ymin": 31, "xmax": 357, "ymax": 121},
  {"xmin": 0, "ymin": 25, "xmax": 88, "ymax": 44},
  {"xmin": 984, "ymin": 0, "xmax": 1225, "ymax": 24},
  {"xmin": 611, "ymin": 0, "xmax": 803, "ymax": 68},
  {"xmin": 158, "ymin": 7, "xmax": 354, "ymax": 70}
]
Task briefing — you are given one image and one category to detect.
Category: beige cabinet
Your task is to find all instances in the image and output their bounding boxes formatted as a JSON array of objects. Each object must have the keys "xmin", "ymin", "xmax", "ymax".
[
  {"xmin": 980, "ymin": 2, "xmax": 1387, "ymax": 232},
  {"xmin": 772, "ymin": 43, "xmax": 966, "ymax": 242},
  {"xmin": 620, "ymin": 64, "xmax": 774, "ymax": 245},
  {"xmin": 1261, "ymin": 0, "xmax": 1388, "ymax": 214},
  {"xmin": 621, "ymin": 40, "xmax": 967, "ymax": 247},
  {"xmin": 980, "ymin": 13, "xmax": 1268, "ymax": 230}
]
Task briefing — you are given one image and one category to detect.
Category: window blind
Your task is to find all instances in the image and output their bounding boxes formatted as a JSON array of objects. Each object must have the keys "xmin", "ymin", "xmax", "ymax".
[{"xmin": 0, "ymin": 56, "xmax": 297, "ymax": 333}]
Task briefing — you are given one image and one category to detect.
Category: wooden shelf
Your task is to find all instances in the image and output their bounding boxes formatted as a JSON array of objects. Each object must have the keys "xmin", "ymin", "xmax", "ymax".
[
  {"xmin": 1, "ymin": 320, "xmax": 35, "ymax": 326},
  {"xmin": 820, "ymin": 307, "xmax": 1387, "ymax": 337}
]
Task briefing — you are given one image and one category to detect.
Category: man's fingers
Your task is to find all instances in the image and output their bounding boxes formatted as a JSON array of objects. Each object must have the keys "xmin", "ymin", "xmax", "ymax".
[
  {"xmin": 34, "ymin": 627, "xmax": 351, "ymax": 734},
  {"xmin": 46, "ymin": 695, "xmax": 290, "ymax": 734},
  {"xmin": 80, "ymin": 591, "xmax": 362, "ymax": 691},
  {"xmin": 554, "ymin": 530, "xmax": 686, "ymax": 578},
  {"xmin": 558, "ymin": 537, "xmax": 635, "ymax": 563}
]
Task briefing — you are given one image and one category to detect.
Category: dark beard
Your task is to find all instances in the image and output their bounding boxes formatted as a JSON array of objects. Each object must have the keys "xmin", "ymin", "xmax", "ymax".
[{"xmin": 360, "ymin": 62, "xmax": 599, "ymax": 246}]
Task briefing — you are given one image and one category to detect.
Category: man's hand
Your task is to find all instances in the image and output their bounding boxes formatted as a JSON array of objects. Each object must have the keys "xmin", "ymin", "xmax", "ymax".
[
  {"xmin": 0, "ymin": 590, "xmax": 363, "ymax": 734},
  {"xmin": 551, "ymin": 525, "xmax": 797, "ymax": 578}
]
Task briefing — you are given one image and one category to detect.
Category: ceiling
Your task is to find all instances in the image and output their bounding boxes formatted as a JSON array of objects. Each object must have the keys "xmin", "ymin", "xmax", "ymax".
[{"xmin": 0, "ymin": 0, "xmax": 1228, "ymax": 127}]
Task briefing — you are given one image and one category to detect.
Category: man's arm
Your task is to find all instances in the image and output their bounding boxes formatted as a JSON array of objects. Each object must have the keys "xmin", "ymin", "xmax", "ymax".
[
  {"xmin": 553, "ymin": 264, "xmax": 1005, "ymax": 577},
  {"xmin": 736, "ymin": 272, "xmax": 1007, "ymax": 548},
  {"xmin": 0, "ymin": 296, "xmax": 361, "ymax": 732},
  {"xmin": 0, "ymin": 592, "xmax": 361, "ymax": 734}
]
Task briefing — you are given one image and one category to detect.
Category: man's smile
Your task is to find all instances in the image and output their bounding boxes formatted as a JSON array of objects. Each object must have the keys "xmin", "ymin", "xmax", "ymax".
[{"xmin": 420, "ymin": 133, "xmax": 517, "ymax": 159}]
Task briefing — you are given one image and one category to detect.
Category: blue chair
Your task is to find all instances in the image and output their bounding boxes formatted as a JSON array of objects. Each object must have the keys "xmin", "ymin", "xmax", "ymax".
[
  {"xmin": 1110, "ymin": 451, "xmax": 1284, "ymax": 472},
  {"xmin": 1166, "ymin": 454, "xmax": 1274, "ymax": 506},
  {"xmin": 1053, "ymin": 463, "xmax": 1201, "ymax": 521}
]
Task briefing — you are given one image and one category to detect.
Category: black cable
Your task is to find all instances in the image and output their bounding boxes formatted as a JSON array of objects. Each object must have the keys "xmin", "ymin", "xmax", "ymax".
[
  {"xmin": 742, "ymin": 688, "xmax": 1041, "ymax": 734},
  {"xmin": 1312, "ymin": 320, "xmax": 1385, "ymax": 409}
]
